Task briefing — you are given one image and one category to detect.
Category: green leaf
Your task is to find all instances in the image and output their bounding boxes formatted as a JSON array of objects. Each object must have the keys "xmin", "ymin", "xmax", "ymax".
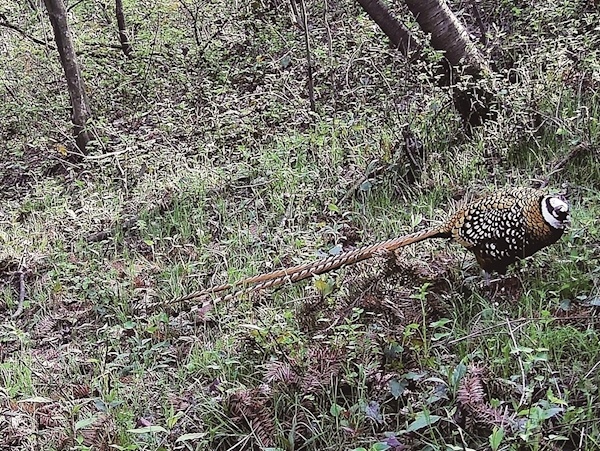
[
  {"xmin": 403, "ymin": 371, "xmax": 424, "ymax": 380},
  {"xmin": 547, "ymin": 391, "xmax": 568, "ymax": 406},
  {"xmin": 330, "ymin": 403, "xmax": 343, "ymax": 417},
  {"xmin": 75, "ymin": 416, "xmax": 98, "ymax": 431},
  {"xmin": 93, "ymin": 398, "xmax": 108, "ymax": 412},
  {"xmin": 559, "ymin": 299, "xmax": 572, "ymax": 310},
  {"xmin": 389, "ymin": 378, "xmax": 407, "ymax": 399},
  {"xmin": 541, "ymin": 407, "xmax": 563, "ymax": 420},
  {"xmin": 432, "ymin": 331, "xmax": 451, "ymax": 341},
  {"xmin": 127, "ymin": 426, "xmax": 168, "ymax": 434},
  {"xmin": 451, "ymin": 362, "xmax": 467, "ymax": 389},
  {"xmin": 314, "ymin": 278, "xmax": 334, "ymax": 296},
  {"xmin": 166, "ymin": 411, "xmax": 183, "ymax": 429},
  {"xmin": 359, "ymin": 180, "xmax": 373, "ymax": 192},
  {"xmin": 430, "ymin": 318, "xmax": 451, "ymax": 328},
  {"xmin": 279, "ymin": 54, "xmax": 291, "ymax": 69},
  {"xmin": 489, "ymin": 426, "xmax": 505, "ymax": 451},
  {"xmin": 372, "ymin": 443, "xmax": 390, "ymax": 451},
  {"xmin": 407, "ymin": 412, "xmax": 441, "ymax": 432},
  {"xmin": 555, "ymin": 127, "xmax": 568, "ymax": 136},
  {"xmin": 328, "ymin": 244, "xmax": 343, "ymax": 255},
  {"xmin": 176, "ymin": 432, "xmax": 208, "ymax": 442}
]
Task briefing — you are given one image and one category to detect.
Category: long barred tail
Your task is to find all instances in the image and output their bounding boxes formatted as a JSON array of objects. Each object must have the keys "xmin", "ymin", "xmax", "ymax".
[{"xmin": 170, "ymin": 226, "xmax": 447, "ymax": 305}]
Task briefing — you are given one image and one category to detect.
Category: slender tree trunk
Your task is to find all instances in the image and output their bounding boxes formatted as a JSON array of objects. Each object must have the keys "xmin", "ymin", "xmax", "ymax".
[
  {"xmin": 115, "ymin": 0, "xmax": 132, "ymax": 58},
  {"xmin": 356, "ymin": 0, "xmax": 420, "ymax": 59},
  {"xmin": 44, "ymin": 0, "xmax": 91, "ymax": 153}
]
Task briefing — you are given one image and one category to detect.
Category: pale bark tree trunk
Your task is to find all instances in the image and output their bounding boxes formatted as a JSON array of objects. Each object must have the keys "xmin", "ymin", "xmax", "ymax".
[
  {"xmin": 356, "ymin": 0, "xmax": 420, "ymax": 59},
  {"xmin": 404, "ymin": 0, "xmax": 493, "ymax": 127},
  {"xmin": 357, "ymin": 0, "xmax": 495, "ymax": 128},
  {"xmin": 44, "ymin": 0, "xmax": 91, "ymax": 153},
  {"xmin": 405, "ymin": 0, "xmax": 485, "ymax": 68},
  {"xmin": 115, "ymin": 0, "xmax": 132, "ymax": 58}
]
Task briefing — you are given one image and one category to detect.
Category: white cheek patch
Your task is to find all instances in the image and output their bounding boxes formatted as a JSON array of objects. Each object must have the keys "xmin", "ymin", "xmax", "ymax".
[{"xmin": 542, "ymin": 196, "xmax": 569, "ymax": 229}]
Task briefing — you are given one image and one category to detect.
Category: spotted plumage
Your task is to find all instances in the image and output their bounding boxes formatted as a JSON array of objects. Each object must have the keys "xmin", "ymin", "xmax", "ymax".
[
  {"xmin": 437, "ymin": 188, "xmax": 569, "ymax": 274},
  {"xmin": 173, "ymin": 187, "xmax": 569, "ymax": 305}
]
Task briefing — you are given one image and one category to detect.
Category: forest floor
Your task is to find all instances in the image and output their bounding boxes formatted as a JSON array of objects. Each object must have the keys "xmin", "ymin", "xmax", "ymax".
[{"xmin": 1, "ymin": 1, "xmax": 600, "ymax": 450}]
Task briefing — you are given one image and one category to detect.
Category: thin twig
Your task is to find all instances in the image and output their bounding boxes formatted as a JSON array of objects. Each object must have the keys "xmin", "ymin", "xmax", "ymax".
[
  {"xmin": 469, "ymin": 0, "xmax": 488, "ymax": 46},
  {"xmin": 299, "ymin": 0, "xmax": 315, "ymax": 112},
  {"xmin": 199, "ymin": 18, "xmax": 232, "ymax": 55},
  {"xmin": 83, "ymin": 148, "xmax": 128, "ymax": 160},
  {"xmin": 115, "ymin": 0, "xmax": 133, "ymax": 57},
  {"xmin": 583, "ymin": 359, "xmax": 600, "ymax": 380},
  {"xmin": 11, "ymin": 260, "xmax": 26, "ymax": 319},
  {"xmin": 66, "ymin": 0, "xmax": 85, "ymax": 12},
  {"xmin": 87, "ymin": 216, "xmax": 138, "ymax": 242},
  {"xmin": 447, "ymin": 314, "xmax": 595, "ymax": 345},
  {"xmin": 549, "ymin": 142, "xmax": 590, "ymax": 174},
  {"xmin": 177, "ymin": 0, "xmax": 201, "ymax": 47},
  {"xmin": 288, "ymin": 0, "xmax": 301, "ymax": 28},
  {"xmin": 506, "ymin": 318, "xmax": 528, "ymax": 408},
  {"xmin": 537, "ymin": 142, "xmax": 591, "ymax": 188},
  {"xmin": 83, "ymin": 41, "xmax": 128, "ymax": 51},
  {"xmin": 337, "ymin": 160, "xmax": 388, "ymax": 205},
  {"xmin": 579, "ymin": 426, "xmax": 586, "ymax": 450}
]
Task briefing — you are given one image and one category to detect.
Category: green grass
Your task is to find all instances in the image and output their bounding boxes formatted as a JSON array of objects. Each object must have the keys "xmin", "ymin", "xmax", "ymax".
[{"xmin": 1, "ymin": 0, "xmax": 599, "ymax": 450}]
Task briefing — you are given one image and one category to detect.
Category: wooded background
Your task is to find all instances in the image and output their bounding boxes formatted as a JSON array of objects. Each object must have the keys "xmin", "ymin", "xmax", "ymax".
[{"xmin": 1, "ymin": 1, "xmax": 599, "ymax": 450}]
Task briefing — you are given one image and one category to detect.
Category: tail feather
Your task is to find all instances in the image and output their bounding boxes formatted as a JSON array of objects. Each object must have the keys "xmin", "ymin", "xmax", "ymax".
[{"xmin": 171, "ymin": 226, "xmax": 447, "ymax": 304}]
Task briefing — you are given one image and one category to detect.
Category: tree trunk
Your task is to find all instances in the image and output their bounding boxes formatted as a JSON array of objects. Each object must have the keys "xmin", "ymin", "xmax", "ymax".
[
  {"xmin": 404, "ymin": 0, "xmax": 493, "ymax": 127},
  {"xmin": 356, "ymin": 0, "xmax": 495, "ymax": 128},
  {"xmin": 115, "ymin": 0, "xmax": 132, "ymax": 58},
  {"xmin": 44, "ymin": 0, "xmax": 91, "ymax": 153},
  {"xmin": 356, "ymin": 0, "xmax": 420, "ymax": 59},
  {"xmin": 404, "ymin": 0, "xmax": 485, "ymax": 68}
]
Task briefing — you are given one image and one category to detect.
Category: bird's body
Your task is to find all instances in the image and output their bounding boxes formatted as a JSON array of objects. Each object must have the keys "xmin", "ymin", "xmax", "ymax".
[
  {"xmin": 433, "ymin": 187, "xmax": 568, "ymax": 274},
  {"xmin": 173, "ymin": 187, "xmax": 569, "ymax": 305}
]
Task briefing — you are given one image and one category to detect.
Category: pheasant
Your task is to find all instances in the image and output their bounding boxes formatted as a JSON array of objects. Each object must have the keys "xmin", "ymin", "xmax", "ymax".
[{"xmin": 172, "ymin": 187, "xmax": 570, "ymax": 305}]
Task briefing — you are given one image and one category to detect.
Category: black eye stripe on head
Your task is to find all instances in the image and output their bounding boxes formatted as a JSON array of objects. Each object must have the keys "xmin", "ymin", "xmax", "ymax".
[
  {"xmin": 544, "ymin": 197, "xmax": 554, "ymax": 216},
  {"xmin": 546, "ymin": 197, "xmax": 568, "ymax": 220}
]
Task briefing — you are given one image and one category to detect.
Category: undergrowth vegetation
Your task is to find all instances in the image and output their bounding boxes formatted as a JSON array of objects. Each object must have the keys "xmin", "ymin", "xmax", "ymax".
[{"xmin": 0, "ymin": 0, "xmax": 599, "ymax": 450}]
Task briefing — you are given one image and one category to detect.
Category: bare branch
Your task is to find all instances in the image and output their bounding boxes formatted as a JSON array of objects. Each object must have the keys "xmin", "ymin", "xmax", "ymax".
[{"xmin": 0, "ymin": 20, "xmax": 55, "ymax": 49}]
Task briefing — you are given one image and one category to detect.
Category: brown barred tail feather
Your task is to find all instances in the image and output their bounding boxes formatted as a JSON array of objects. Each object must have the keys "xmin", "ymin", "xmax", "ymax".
[
  {"xmin": 171, "ymin": 227, "xmax": 447, "ymax": 304},
  {"xmin": 170, "ymin": 187, "xmax": 570, "ymax": 307}
]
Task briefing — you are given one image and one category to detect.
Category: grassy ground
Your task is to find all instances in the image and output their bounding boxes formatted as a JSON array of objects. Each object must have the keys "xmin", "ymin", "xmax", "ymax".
[{"xmin": 1, "ymin": 1, "xmax": 599, "ymax": 450}]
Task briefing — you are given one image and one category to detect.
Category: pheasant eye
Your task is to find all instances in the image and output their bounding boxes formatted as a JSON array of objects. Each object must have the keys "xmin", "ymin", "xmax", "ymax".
[{"xmin": 553, "ymin": 208, "xmax": 568, "ymax": 220}]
